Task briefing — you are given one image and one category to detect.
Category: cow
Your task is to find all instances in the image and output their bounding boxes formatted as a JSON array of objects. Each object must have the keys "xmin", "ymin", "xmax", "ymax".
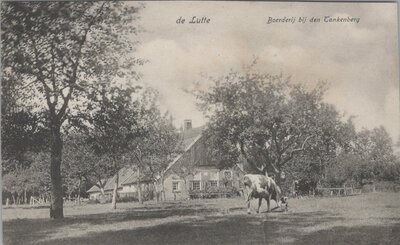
[{"xmin": 243, "ymin": 174, "xmax": 285, "ymax": 214}]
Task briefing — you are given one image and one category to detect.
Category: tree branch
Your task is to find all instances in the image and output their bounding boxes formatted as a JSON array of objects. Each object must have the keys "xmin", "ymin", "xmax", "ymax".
[
  {"xmin": 279, "ymin": 135, "xmax": 313, "ymax": 167},
  {"xmin": 30, "ymin": 36, "xmax": 56, "ymax": 117},
  {"xmin": 280, "ymin": 133, "xmax": 299, "ymax": 155},
  {"xmin": 273, "ymin": 133, "xmax": 282, "ymax": 156},
  {"xmin": 50, "ymin": 40, "xmax": 58, "ymax": 107},
  {"xmin": 57, "ymin": 88, "xmax": 73, "ymax": 122},
  {"xmin": 57, "ymin": 2, "xmax": 107, "ymax": 122}
]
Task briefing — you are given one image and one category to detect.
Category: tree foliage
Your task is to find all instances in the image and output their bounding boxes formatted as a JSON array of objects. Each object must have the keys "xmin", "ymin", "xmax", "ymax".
[
  {"xmin": 127, "ymin": 89, "xmax": 182, "ymax": 178},
  {"xmin": 2, "ymin": 151, "xmax": 51, "ymax": 204},
  {"xmin": 1, "ymin": 110, "xmax": 49, "ymax": 172}
]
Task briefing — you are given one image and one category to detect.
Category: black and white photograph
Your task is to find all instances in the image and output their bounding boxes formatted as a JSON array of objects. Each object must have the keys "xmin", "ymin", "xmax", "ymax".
[{"xmin": 1, "ymin": 1, "xmax": 400, "ymax": 244}]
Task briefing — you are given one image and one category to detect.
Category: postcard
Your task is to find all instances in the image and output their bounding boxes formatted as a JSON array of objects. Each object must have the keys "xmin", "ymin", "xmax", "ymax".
[{"xmin": 2, "ymin": 1, "xmax": 399, "ymax": 244}]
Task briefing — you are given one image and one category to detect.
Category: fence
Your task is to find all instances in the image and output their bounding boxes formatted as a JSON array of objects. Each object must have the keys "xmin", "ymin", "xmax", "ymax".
[
  {"xmin": 188, "ymin": 184, "xmax": 242, "ymax": 199},
  {"xmin": 316, "ymin": 187, "xmax": 362, "ymax": 197},
  {"xmin": 189, "ymin": 190, "xmax": 239, "ymax": 199},
  {"xmin": 362, "ymin": 181, "xmax": 400, "ymax": 193}
]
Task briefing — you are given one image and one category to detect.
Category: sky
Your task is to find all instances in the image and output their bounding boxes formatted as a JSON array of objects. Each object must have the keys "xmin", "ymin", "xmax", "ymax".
[{"xmin": 131, "ymin": 1, "xmax": 399, "ymax": 141}]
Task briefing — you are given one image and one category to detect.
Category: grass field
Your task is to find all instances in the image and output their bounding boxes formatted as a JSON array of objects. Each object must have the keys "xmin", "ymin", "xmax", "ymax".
[{"xmin": 3, "ymin": 192, "xmax": 400, "ymax": 245}]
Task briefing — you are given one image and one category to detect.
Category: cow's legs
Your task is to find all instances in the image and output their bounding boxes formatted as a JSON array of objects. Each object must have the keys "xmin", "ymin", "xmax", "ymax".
[
  {"xmin": 266, "ymin": 195, "xmax": 271, "ymax": 213},
  {"xmin": 275, "ymin": 199, "xmax": 281, "ymax": 208},
  {"xmin": 247, "ymin": 197, "xmax": 251, "ymax": 214},
  {"xmin": 256, "ymin": 198, "xmax": 262, "ymax": 213},
  {"xmin": 246, "ymin": 187, "xmax": 252, "ymax": 214}
]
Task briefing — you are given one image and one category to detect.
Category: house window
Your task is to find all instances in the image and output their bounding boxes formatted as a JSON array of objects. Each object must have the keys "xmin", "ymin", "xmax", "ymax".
[
  {"xmin": 192, "ymin": 181, "xmax": 201, "ymax": 191},
  {"xmin": 172, "ymin": 181, "xmax": 180, "ymax": 192},
  {"xmin": 224, "ymin": 170, "xmax": 232, "ymax": 180},
  {"xmin": 209, "ymin": 180, "xmax": 218, "ymax": 187}
]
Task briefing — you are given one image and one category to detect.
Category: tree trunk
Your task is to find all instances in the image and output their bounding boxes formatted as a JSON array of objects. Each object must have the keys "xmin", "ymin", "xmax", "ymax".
[
  {"xmin": 77, "ymin": 178, "xmax": 81, "ymax": 206},
  {"xmin": 100, "ymin": 187, "xmax": 105, "ymax": 196},
  {"xmin": 50, "ymin": 126, "xmax": 64, "ymax": 219},
  {"xmin": 137, "ymin": 167, "xmax": 142, "ymax": 204},
  {"xmin": 155, "ymin": 183, "xmax": 159, "ymax": 203},
  {"xmin": 111, "ymin": 171, "xmax": 119, "ymax": 209},
  {"xmin": 11, "ymin": 193, "xmax": 16, "ymax": 205},
  {"xmin": 275, "ymin": 173, "xmax": 282, "ymax": 186},
  {"xmin": 161, "ymin": 175, "xmax": 165, "ymax": 201},
  {"xmin": 24, "ymin": 189, "xmax": 27, "ymax": 204}
]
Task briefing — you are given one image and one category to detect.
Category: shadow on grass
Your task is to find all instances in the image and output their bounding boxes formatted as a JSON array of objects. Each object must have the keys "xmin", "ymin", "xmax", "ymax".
[
  {"xmin": 3, "ymin": 205, "xmax": 50, "ymax": 210},
  {"xmin": 263, "ymin": 212, "xmax": 400, "ymax": 244},
  {"xmin": 3, "ymin": 203, "xmax": 217, "ymax": 245},
  {"xmin": 298, "ymin": 223, "xmax": 400, "ymax": 245},
  {"xmin": 4, "ymin": 206, "xmax": 400, "ymax": 245}
]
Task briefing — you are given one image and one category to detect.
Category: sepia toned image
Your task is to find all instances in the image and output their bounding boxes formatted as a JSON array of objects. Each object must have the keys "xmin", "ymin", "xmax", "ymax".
[{"xmin": 1, "ymin": 1, "xmax": 399, "ymax": 244}]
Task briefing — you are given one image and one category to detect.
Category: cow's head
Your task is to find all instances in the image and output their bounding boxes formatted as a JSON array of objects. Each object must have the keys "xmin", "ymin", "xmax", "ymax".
[{"xmin": 280, "ymin": 196, "xmax": 289, "ymax": 211}]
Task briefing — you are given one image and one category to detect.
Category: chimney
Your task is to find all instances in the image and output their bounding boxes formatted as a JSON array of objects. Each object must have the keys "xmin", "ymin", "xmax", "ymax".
[{"xmin": 184, "ymin": 119, "xmax": 192, "ymax": 131}]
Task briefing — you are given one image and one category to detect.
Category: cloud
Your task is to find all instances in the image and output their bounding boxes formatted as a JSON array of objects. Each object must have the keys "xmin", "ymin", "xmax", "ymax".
[{"xmin": 133, "ymin": 2, "xmax": 399, "ymax": 140}]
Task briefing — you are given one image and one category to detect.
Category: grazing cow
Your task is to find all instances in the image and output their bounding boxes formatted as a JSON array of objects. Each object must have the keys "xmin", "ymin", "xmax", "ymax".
[{"xmin": 243, "ymin": 174, "xmax": 284, "ymax": 214}]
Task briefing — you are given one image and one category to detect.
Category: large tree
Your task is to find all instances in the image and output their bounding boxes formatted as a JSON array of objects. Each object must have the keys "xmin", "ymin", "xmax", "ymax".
[
  {"xmin": 196, "ymin": 69, "xmax": 345, "ymax": 184},
  {"xmin": 2, "ymin": 2, "xmax": 142, "ymax": 218},
  {"xmin": 353, "ymin": 126, "xmax": 397, "ymax": 181}
]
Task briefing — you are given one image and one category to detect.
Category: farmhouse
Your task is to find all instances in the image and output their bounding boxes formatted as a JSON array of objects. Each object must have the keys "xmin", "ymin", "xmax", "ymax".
[
  {"xmin": 87, "ymin": 167, "xmax": 153, "ymax": 200},
  {"xmin": 161, "ymin": 120, "xmax": 245, "ymax": 200},
  {"xmin": 87, "ymin": 120, "xmax": 245, "ymax": 201}
]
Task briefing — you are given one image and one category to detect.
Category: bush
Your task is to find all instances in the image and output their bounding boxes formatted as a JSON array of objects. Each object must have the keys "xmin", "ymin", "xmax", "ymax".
[
  {"xmin": 98, "ymin": 194, "xmax": 112, "ymax": 204},
  {"xmin": 189, "ymin": 185, "xmax": 240, "ymax": 199},
  {"xmin": 141, "ymin": 188, "xmax": 154, "ymax": 201},
  {"xmin": 88, "ymin": 190, "xmax": 155, "ymax": 204},
  {"xmin": 374, "ymin": 181, "xmax": 400, "ymax": 192},
  {"xmin": 87, "ymin": 199, "xmax": 100, "ymax": 204},
  {"xmin": 378, "ymin": 161, "xmax": 400, "ymax": 181},
  {"xmin": 117, "ymin": 195, "xmax": 138, "ymax": 203}
]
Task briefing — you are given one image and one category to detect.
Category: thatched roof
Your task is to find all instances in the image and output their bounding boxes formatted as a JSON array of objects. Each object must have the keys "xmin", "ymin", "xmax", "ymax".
[{"xmin": 87, "ymin": 167, "xmax": 152, "ymax": 193}]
